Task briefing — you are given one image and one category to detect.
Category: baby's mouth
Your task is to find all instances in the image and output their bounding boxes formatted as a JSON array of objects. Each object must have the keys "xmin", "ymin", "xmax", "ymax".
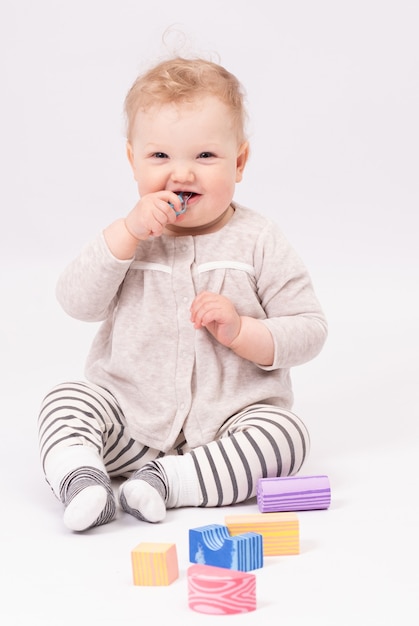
[
  {"xmin": 176, "ymin": 191, "xmax": 195, "ymax": 202},
  {"xmin": 170, "ymin": 191, "xmax": 195, "ymax": 216}
]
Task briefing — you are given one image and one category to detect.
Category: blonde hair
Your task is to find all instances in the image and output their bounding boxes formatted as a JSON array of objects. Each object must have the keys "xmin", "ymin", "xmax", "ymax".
[{"xmin": 124, "ymin": 57, "xmax": 248, "ymax": 142}]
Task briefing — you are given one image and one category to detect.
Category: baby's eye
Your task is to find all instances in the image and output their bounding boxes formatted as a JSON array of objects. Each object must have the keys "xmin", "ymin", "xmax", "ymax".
[
  {"xmin": 198, "ymin": 152, "xmax": 214, "ymax": 159},
  {"xmin": 153, "ymin": 152, "xmax": 169, "ymax": 159}
]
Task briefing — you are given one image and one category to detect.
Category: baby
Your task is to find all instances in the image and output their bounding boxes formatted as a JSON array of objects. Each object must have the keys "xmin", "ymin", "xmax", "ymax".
[{"xmin": 38, "ymin": 57, "xmax": 327, "ymax": 531}]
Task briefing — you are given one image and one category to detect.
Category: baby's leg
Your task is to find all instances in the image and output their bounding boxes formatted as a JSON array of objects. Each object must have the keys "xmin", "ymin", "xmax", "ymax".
[
  {"xmin": 119, "ymin": 405, "xmax": 309, "ymax": 520},
  {"xmin": 190, "ymin": 404, "xmax": 310, "ymax": 506},
  {"xmin": 38, "ymin": 381, "xmax": 122, "ymax": 531}
]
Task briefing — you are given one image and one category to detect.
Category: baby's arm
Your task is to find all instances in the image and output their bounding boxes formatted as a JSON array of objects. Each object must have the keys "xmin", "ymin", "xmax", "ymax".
[
  {"xmin": 190, "ymin": 220, "xmax": 328, "ymax": 369},
  {"xmin": 58, "ymin": 192, "xmax": 184, "ymax": 320},
  {"xmin": 56, "ymin": 233, "xmax": 131, "ymax": 321},
  {"xmin": 190, "ymin": 292, "xmax": 274, "ymax": 366}
]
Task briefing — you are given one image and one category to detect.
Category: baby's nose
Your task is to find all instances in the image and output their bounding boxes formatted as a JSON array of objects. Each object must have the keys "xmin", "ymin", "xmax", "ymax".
[{"xmin": 170, "ymin": 161, "xmax": 195, "ymax": 183}]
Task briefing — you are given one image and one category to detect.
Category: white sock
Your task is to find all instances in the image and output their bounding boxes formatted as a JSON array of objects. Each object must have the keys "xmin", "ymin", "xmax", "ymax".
[
  {"xmin": 63, "ymin": 484, "xmax": 109, "ymax": 531},
  {"xmin": 120, "ymin": 480, "xmax": 166, "ymax": 523},
  {"xmin": 44, "ymin": 446, "xmax": 115, "ymax": 531},
  {"xmin": 158, "ymin": 454, "xmax": 202, "ymax": 509},
  {"xmin": 119, "ymin": 454, "xmax": 201, "ymax": 523},
  {"xmin": 44, "ymin": 445, "xmax": 107, "ymax": 497},
  {"xmin": 60, "ymin": 466, "xmax": 116, "ymax": 531}
]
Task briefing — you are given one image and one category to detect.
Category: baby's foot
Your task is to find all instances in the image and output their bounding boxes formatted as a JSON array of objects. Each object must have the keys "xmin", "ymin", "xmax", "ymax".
[
  {"xmin": 60, "ymin": 467, "xmax": 116, "ymax": 532},
  {"xmin": 119, "ymin": 462, "xmax": 167, "ymax": 523}
]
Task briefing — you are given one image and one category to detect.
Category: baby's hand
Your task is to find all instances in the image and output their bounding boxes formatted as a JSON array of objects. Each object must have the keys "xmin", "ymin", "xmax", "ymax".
[
  {"xmin": 125, "ymin": 192, "xmax": 183, "ymax": 240},
  {"xmin": 190, "ymin": 291, "xmax": 241, "ymax": 347}
]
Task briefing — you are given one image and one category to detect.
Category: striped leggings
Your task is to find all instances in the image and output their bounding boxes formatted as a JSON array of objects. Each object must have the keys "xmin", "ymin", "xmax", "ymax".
[{"xmin": 38, "ymin": 381, "xmax": 310, "ymax": 507}]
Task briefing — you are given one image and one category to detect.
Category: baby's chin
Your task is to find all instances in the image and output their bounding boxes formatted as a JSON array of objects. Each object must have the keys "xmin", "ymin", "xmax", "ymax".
[{"xmin": 165, "ymin": 204, "xmax": 234, "ymax": 237}]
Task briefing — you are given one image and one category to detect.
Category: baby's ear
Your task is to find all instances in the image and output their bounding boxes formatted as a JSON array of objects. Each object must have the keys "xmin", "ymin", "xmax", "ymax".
[
  {"xmin": 126, "ymin": 142, "xmax": 139, "ymax": 181},
  {"xmin": 126, "ymin": 142, "xmax": 135, "ymax": 168},
  {"xmin": 236, "ymin": 141, "xmax": 249, "ymax": 182}
]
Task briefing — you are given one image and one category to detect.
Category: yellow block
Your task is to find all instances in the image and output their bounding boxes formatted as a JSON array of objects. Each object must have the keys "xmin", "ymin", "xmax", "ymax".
[
  {"xmin": 131, "ymin": 542, "xmax": 179, "ymax": 586},
  {"xmin": 225, "ymin": 512, "xmax": 299, "ymax": 556}
]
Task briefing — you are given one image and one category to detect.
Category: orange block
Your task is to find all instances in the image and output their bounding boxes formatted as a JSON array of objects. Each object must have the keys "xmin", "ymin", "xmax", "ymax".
[
  {"xmin": 131, "ymin": 542, "xmax": 179, "ymax": 586},
  {"xmin": 225, "ymin": 512, "xmax": 299, "ymax": 556}
]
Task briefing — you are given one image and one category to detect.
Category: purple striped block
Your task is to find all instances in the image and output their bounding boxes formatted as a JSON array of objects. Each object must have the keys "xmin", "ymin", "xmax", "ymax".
[{"xmin": 257, "ymin": 475, "xmax": 331, "ymax": 512}]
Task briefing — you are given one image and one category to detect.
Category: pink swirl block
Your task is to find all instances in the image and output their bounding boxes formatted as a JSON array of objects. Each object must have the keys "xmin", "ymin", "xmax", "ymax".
[
  {"xmin": 257, "ymin": 475, "xmax": 331, "ymax": 512},
  {"xmin": 187, "ymin": 564, "xmax": 256, "ymax": 615}
]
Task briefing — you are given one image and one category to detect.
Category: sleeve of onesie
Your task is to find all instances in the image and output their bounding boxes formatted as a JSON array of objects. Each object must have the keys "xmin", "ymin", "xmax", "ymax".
[
  {"xmin": 253, "ymin": 222, "xmax": 328, "ymax": 370},
  {"xmin": 56, "ymin": 232, "xmax": 133, "ymax": 322}
]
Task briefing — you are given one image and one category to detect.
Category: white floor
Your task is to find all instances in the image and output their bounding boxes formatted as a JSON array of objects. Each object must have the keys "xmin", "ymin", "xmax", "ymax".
[{"xmin": 1, "ymin": 261, "xmax": 418, "ymax": 626}]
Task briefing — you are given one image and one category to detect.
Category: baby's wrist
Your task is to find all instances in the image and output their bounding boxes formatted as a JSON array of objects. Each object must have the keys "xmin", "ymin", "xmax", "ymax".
[
  {"xmin": 227, "ymin": 317, "xmax": 243, "ymax": 352},
  {"xmin": 103, "ymin": 218, "xmax": 139, "ymax": 260},
  {"xmin": 123, "ymin": 218, "xmax": 142, "ymax": 242}
]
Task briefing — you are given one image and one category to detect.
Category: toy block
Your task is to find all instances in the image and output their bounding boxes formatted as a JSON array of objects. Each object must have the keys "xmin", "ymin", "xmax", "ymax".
[
  {"xmin": 188, "ymin": 564, "xmax": 256, "ymax": 615},
  {"xmin": 189, "ymin": 524, "xmax": 263, "ymax": 572},
  {"xmin": 131, "ymin": 542, "xmax": 178, "ymax": 586},
  {"xmin": 257, "ymin": 475, "xmax": 331, "ymax": 512},
  {"xmin": 225, "ymin": 512, "xmax": 299, "ymax": 556}
]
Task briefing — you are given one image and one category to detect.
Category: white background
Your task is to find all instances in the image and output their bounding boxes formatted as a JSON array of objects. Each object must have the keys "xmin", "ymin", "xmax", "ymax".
[{"xmin": 1, "ymin": 1, "xmax": 418, "ymax": 624}]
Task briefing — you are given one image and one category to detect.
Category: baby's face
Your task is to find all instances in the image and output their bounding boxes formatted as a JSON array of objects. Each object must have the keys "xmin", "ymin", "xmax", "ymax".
[{"xmin": 127, "ymin": 95, "xmax": 248, "ymax": 233}]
